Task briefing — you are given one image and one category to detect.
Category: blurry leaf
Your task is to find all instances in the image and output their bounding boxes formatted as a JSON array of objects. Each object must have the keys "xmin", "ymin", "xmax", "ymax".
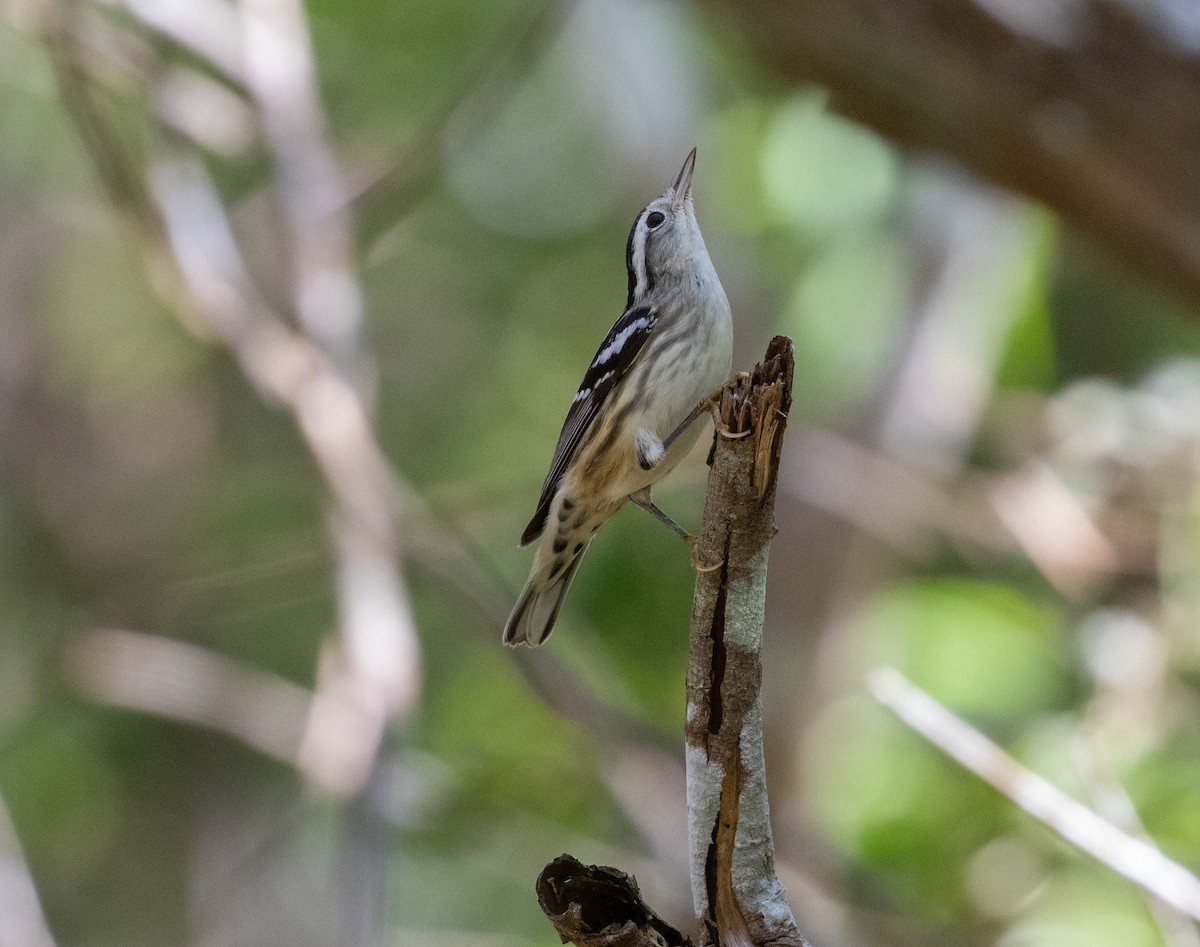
[
  {"xmin": 1124, "ymin": 752, "xmax": 1200, "ymax": 859},
  {"xmin": 564, "ymin": 0, "xmax": 712, "ymax": 165},
  {"xmin": 807, "ymin": 695, "xmax": 1001, "ymax": 920},
  {"xmin": 47, "ymin": 233, "xmax": 206, "ymax": 401},
  {"xmin": 0, "ymin": 24, "xmax": 85, "ymax": 181},
  {"xmin": 419, "ymin": 646, "xmax": 618, "ymax": 835},
  {"xmin": 575, "ymin": 508, "xmax": 696, "ymax": 721},
  {"xmin": 445, "ymin": 44, "xmax": 618, "ymax": 238},
  {"xmin": 396, "ymin": 828, "xmax": 585, "ymax": 945},
  {"xmin": 784, "ymin": 229, "xmax": 910, "ymax": 419},
  {"xmin": 0, "ymin": 715, "xmax": 119, "ymax": 882},
  {"xmin": 858, "ymin": 578, "xmax": 1066, "ymax": 717},
  {"xmin": 966, "ymin": 835, "xmax": 1048, "ymax": 920},
  {"xmin": 309, "ymin": 0, "xmax": 525, "ymax": 145},
  {"xmin": 702, "ymin": 100, "xmax": 775, "ymax": 232},
  {"xmin": 760, "ymin": 93, "xmax": 900, "ymax": 234},
  {"xmin": 996, "ymin": 218, "xmax": 1059, "ymax": 391},
  {"xmin": 1006, "ymin": 716, "xmax": 1089, "ymax": 806},
  {"xmin": 1051, "ymin": 236, "xmax": 1200, "ymax": 383},
  {"xmin": 807, "ymin": 697, "xmax": 936, "ymax": 851},
  {"xmin": 996, "ymin": 869, "xmax": 1159, "ymax": 947}
]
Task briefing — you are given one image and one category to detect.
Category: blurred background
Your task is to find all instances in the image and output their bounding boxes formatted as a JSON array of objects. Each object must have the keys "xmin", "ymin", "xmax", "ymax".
[{"xmin": 2, "ymin": 0, "xmax": 1200, "ymax": 944}]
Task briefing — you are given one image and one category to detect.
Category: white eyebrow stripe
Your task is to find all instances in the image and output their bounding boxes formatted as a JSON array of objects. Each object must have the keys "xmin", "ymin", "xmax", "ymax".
[
  {"xmin": 630, "ymin": 220, "xmax": 649, "ymax": 300},
  {"xmin": 593, "ymin": 318, "xmax": 650, "ymax": 368}
]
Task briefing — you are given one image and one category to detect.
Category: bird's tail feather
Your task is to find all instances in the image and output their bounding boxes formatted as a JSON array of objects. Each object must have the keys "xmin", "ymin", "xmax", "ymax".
[{"xmin": 503, "ymin": 545, "xmax": 589, "ymax": 647}]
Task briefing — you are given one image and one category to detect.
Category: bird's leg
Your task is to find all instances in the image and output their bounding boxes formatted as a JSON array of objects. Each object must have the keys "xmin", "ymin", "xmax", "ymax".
[
  {"xmin": 654, "ymin": 373, "xmax": 753, "ymax": 465},
  {"xmin": 629, "ymin": 489, "xmax": 723, "ymax": 571},
  {"xmin": 655, "ymin": 384, "xmax": 725, "ymax": 463},
  {"xmin": 629, "ymin": 488, "xmax": 692, "ymax": 545}
]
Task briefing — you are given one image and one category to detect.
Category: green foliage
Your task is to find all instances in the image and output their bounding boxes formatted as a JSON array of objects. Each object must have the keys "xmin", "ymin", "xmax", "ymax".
[
  {"xmin": 3, "ymin": 3, "xmax": 1200, "ymax": 945},
  {"xmin": 760, "ymin": 93, "xmax": 900, "ymax": 235},
  {"xmin": 860, "ymin": 579, "xmax": 1066, "ymax": 717},
  {"xmin": 0, "ymin": 713, "xmax": 120, "ymax": 883},
  {"xmin": 995, "ymin": 219, "xmax": 1058, "ymax": 392},
  {"xmin": 785, "ymin": 229, "xmax": 911, "ymax": 418}
]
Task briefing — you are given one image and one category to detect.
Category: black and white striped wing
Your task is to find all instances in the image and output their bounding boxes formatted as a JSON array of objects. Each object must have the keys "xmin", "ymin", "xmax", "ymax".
[{"xmin": 520, "ymin": 306, "xmax": 657, "ymax": 545}]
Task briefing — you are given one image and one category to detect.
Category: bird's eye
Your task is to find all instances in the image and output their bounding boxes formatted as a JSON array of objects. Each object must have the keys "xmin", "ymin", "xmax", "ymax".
[{"xmin": 646, "ymin": 211, "xmax": 666, "ymax": 229}]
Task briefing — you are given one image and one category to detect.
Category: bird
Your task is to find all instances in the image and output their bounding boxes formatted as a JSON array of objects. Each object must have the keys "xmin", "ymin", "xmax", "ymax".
[{"xmin": 503, "ymin": 147, "xmax": 733, "ymax": 647}]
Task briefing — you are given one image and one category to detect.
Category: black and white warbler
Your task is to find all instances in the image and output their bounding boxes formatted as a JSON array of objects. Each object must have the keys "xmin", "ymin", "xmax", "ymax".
[{"xmin": 504, "ymin": 148, "xmax": 734, "ymax": 647}]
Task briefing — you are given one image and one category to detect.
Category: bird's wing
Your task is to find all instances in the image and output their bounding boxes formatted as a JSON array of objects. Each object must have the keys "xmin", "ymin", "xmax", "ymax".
[{"xmin": 520, "ymin": 306, "xmax": 657, "ymax": 545}]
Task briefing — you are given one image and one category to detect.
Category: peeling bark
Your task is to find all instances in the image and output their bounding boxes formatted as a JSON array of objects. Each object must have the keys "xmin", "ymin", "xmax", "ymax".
[{"xmin": 686, "ymin": 337, "xmax": 809, "ymax": 947}]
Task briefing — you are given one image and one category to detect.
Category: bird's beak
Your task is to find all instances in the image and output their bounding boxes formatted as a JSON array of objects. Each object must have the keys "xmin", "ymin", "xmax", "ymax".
[{"xmin": 672, "ymin": 147, "xmax": 696, "ymax": 209}]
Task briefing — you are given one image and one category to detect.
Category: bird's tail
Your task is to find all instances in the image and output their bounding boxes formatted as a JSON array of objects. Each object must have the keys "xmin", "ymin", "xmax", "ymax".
[{"xmin": 503, "ymin": 542, "xmax": 590, "ymax": 647}]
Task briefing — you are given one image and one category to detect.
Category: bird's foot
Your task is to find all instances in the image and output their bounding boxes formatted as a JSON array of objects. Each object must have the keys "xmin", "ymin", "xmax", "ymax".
[{"xmin": 688, "ymin": 536, "xmax": 723, "ymax": 572}]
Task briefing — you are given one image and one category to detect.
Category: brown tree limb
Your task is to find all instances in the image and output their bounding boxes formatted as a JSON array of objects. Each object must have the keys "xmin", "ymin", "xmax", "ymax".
[
  {"xmin": 685, "ymin": 338, "xmax": 808, "ymax": 947},
  {"xmin": 702, "ymin": 0, "xmax": 1200, "ymax": 306}
]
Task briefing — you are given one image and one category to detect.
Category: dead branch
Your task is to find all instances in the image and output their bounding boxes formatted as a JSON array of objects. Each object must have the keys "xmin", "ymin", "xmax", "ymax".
[
  {"xmin": 536, "ymin": 856, "xmax": 692, "ymax": 947},
  {"xmin": 685, "ymin": 337, "xmax": 808, "ymax": 947}
]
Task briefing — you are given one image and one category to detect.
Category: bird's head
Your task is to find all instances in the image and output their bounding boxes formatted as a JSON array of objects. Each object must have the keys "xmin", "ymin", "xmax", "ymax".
[{"xmin": 624, "ymin": 148, "xmax": 708, "ymax": 307}]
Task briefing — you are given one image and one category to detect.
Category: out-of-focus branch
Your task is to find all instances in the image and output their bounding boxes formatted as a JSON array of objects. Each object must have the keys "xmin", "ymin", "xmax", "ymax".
[
  {"xmin": 0, "ymin": 794, "xmax": 57, "ymax": 947},
  {"xmin": 229, "ymin": 5, "xmax": 418, "ymax": 848},
  {"xmin": 869, "ymin": 667, "xmax": 1200, "ymax": 921},
  {"xmin": 109, "ymin": 145, "xmax": 662, "ymax": 766},
  {"xmin": 41, "ymin": 0, "xmax": 420, "ymax": 798},
  {"xmin": 685, "ymin": 338, "xmax": 808, "ymax": 947},
  {"xmin": 148, "ymin": 151, "xmax": 419, "ymax": 797},
  {"xmin": 770, "ymin": 178, "xmax": 1044, "ymax": 825},
  {"xmin": 117, "ymin": 0, "xmax": 573, "ymax": 254},
  {"xmin": 64, "ymin": 627, "xmax": 312, "ymax": 763},
  {"xmin": 1073, "ymin": 736, "xmax": 1200, "ymax": 947},
  {"xmin": 703, "ymin": 0, "xmax": 1200, "ymax": 305},
  {"xmin": 785, "ymin": 428, "xmax": 1123, "ymax": 596},
  {"xmin": 238, "ymin": 0, "xmax": 365, "ymax": 381},
  {"xmin": 115, "ymin": 0, "xmax": 245, "ymax": 84},
  {"xmin": 40, "ymin": 4, "xmax": 162, "ymax": 245},
  {"xmin": 1074, "ymin": 604, "xmax": 1200, "ymax": 947},
  {"xmin": 988, "ymin": 463, "xmax": 1120, "ymax": 595}
]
